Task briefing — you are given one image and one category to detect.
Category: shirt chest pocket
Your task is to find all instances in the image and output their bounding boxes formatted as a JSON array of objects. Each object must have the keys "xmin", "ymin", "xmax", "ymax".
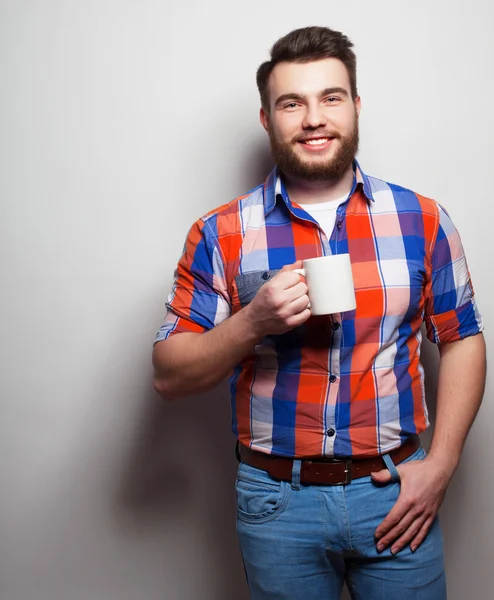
[
  {"xmin": 233, "ymin": 269, "xmax": 281, "ymax": 310},
  {"xmin": 232, "ymin": 268, "xmax": 308, "ymax": 353}
]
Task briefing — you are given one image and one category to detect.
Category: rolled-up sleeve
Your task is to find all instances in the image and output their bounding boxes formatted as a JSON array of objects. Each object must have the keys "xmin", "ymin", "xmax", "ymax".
[
  {"xmin": 424, "ymin": 203, "xmax": 483, "ymax": 344},
  {"xmin": 154, "ymin": 218, "xmax": 231, "ymax": 344}
]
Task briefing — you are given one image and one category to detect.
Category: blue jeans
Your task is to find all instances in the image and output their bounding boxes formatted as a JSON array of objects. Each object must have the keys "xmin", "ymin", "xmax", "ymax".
[{"xmin": 236, "ymin": 446, "xmax": 446, "ymax": 599}]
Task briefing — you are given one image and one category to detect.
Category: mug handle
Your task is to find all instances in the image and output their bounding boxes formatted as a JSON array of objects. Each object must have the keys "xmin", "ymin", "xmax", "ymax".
[{"xmin": 293, "ymin": 268, "xmax": 310, "ymax": 310}]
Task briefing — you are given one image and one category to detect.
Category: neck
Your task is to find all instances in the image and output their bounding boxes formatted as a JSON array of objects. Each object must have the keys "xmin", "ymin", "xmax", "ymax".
[{"xmin": 282, "ymin": 163, "xmax": 354, "ymax": 206}]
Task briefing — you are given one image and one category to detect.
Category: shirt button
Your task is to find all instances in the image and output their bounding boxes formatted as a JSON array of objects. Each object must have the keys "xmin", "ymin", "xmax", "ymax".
[
  {"xmin": 336, "ymin": 221, "xmax": 342, "ymax": 229},
  {"xmin": 329, "ymin": 375, "xmax": 337, "ymax": 383},
  {"xmin": 332, "ymin": 321, "xmax": 340, "ymax": 331},
  {"xmin": 326, "ymin": 428, "xmax": 336, "ymax": 437},
  {"xmin": 261, "ymin": 272, "xmax": 270, "ymax": 280}
]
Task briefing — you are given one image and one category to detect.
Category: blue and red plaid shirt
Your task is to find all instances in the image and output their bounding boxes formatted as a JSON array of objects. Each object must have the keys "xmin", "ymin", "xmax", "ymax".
[{"xmin": 155, "ymin": 161, "xmax": 483, "ymax": 458}]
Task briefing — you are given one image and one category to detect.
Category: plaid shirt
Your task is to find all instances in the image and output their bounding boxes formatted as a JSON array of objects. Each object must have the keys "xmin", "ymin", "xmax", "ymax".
[{"xmin": 155, "ymin": 161, "xmax": 483, "ymax": 458}]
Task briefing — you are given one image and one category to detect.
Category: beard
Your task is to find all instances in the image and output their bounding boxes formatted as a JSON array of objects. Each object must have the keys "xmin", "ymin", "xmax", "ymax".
[{"xmin": 268, "ymin": 113, "xmax": 359, "ymax": 182}]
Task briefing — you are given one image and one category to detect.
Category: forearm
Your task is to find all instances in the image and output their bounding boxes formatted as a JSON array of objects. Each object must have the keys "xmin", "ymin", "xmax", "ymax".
[
  {"xmin": 427, "ymin": 333, "xmax": 486, "ymax": 477},
  {"xmin": 152, "ymin": 306, "xmax": 262, "ymax": 399}
]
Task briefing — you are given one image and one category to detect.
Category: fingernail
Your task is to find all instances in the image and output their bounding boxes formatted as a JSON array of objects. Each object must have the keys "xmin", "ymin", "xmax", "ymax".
[
  {"xmin": 390, "ymin": 548, "xmax": 397, "ymax": 555},
  {"xmin": 377, "ymin": 544, "xmax": 384, "ymax": 552},
  {"xmin": 411, "ymin": 545, "xmax": 417, "ymax": 552}
]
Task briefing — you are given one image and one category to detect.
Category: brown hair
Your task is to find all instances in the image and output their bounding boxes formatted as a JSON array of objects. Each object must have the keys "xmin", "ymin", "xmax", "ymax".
[{"xmin": 256, "ymin": 26, "xmax": 358, "ymax": 112}]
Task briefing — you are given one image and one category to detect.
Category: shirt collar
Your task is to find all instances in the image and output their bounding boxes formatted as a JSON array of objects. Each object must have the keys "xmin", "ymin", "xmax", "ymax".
[{"xmin": 263, "ymin": 158, "xmax": 374, "ymax": 216}]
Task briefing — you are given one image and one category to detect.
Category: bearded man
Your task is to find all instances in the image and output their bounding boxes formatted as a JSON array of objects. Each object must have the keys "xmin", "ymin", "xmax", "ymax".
[{"xmin": 152, "ymin": 26, "xmax": 486, "ymax": 600}]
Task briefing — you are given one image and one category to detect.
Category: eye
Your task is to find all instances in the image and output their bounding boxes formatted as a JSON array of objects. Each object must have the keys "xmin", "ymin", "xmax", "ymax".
[
  {"xmin": 325, "ymin": 96, "xmax": 340, "ymax": 104},
  {"xmin": 283, "ymin": 102, "xmax": 299, "ymax": 110}
]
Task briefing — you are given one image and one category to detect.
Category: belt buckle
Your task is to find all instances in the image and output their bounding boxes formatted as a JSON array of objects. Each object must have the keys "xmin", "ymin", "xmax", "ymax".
[
  {"xmin": 304, "ymin": 458, "xmax": 352, "ymax": 485},
  {"xmin": 332, "ymin": 458, "xmax": 352, "ymax": 485}
]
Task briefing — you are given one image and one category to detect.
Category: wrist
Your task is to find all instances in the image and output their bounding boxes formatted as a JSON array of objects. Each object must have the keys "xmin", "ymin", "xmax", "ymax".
[{"xmin": 424, "ymin": 451, "xmax": 459, "ymax": 482}]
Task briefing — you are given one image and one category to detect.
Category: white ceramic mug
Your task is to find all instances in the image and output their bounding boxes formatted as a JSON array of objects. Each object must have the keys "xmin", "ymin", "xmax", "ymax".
[{"xmin": 293, "ymin": 254, "xmax": 356, "ymax": 315}]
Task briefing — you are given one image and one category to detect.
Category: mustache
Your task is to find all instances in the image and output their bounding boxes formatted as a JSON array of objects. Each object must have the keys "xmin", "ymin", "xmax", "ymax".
[{"xmin": 294, "ymin": 131, "xmax": 342, "ymax": 143}]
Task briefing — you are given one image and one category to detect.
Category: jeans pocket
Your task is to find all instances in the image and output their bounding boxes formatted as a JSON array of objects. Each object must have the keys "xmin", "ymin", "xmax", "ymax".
[
  {"xmin": 399, "ymin": 445, "xmax": 427, "ymax": 465},
  {"xmin": 236, "ymin": 463, "xmax": 289, "ymax": 524}
]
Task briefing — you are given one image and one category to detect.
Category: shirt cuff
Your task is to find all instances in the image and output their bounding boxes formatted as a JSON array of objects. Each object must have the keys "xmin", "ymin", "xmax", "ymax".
[
  {"xmin": 426, "ymin": 298, "xmax": 484, "ymax": 344},
  {"xmin": 154, "ymin": 309, "xmax": 207, "ymax": 345}
]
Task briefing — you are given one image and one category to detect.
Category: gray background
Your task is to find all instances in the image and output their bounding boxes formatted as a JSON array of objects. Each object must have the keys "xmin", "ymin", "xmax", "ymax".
[{"xmin": 1, "ymin": 1, "xmax": 492, "ymax": 598}]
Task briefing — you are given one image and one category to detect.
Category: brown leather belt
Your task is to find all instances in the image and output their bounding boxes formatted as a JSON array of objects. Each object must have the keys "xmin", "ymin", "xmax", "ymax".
[{"xmin": 238, "ymin": 436, "xmax": 419, "ymax": 485}]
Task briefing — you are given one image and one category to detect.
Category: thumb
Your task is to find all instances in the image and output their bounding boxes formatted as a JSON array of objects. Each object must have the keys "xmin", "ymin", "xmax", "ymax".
[
  {"xmin": 371, "ymin": 468, "xmax": 392, "ymax": 484},
  {"xmin": 281, "ymin": 260, "xmax": 304, "ymax": 272}
]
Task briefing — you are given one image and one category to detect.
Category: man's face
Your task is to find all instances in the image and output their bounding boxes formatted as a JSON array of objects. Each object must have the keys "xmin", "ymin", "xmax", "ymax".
[{"xmin": 261, "ymin": 58, "xmax": 361, "ymax": 182}]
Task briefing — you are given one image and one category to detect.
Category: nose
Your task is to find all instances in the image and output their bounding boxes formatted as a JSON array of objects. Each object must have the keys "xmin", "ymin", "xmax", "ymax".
[{"xmin": 302, "ymin": 101, "xmax": 328, "ymax": 129}]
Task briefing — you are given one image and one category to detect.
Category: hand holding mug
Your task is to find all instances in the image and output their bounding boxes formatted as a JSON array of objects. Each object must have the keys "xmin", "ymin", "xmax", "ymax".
[{"xmin": 246, "ymin": 261, "xmax": 311, "ymax": 337}]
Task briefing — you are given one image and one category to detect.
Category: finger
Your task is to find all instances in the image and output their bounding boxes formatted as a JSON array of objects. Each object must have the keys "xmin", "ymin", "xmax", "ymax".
[
  {"xmin": 375, "ymin": 499, "xmax": 411, "ymax": 540},
  {"xmin": 283, "ymin": 282, "xmax": 309, "ymax": 303},
  {"xmin": 389, "ymin": 515, "xmax": 427, "ymax": 555},
  {"xmin": 384, "ymin": 515, "xmax": 425, "ymax": 554},
  {"xmin": 280, "ymin": 260, "xmax": 304, "ymax": 272},
  {"xmin": 376, "ymin": 509, "xmax": 419, "ymax": 551},
  {"xmin": 286, "ymin": 294, "xmax": 311, "ymax": 315},
  {"xmin": 285, "ymin": 308, "xmax": 311, "ymax": 328},
  {"xmin": 274, "ymin": 271, "xmax": 304, "ymax": 290},
  {"xmin": 410, "ymin": 516, "xmax": 435, "ymax": 552},
  {"xmin": 371, "ymin": 468, "xmax": 394, "ymax": 485}
]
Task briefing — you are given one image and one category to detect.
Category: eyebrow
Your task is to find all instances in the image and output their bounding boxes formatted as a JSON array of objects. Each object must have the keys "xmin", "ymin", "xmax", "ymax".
[{"xmin": 274, "ymin": 87, "xmax": 349, "ymax": 107}]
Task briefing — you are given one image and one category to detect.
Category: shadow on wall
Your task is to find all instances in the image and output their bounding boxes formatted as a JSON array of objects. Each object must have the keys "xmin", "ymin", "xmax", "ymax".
[
  {"xmin": 114, "ymin": 142, "xmax": 275, "ymax": 600},
  {"xmin": 116, "ymin": 383, "xmax": 249, "ymax": 600},
  {"xmin": 241, "ymin": 140, "xmax": 275, "ymax": 191}
]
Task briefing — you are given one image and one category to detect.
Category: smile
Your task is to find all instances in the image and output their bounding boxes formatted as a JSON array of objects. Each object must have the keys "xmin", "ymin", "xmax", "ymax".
[
  {"xmin": 301, "ymin": 138, "xmax": 333, "ymax": 146},
  {"xmin": 298, "ymin": 137, "xmax": 334, "ymax": 152}
]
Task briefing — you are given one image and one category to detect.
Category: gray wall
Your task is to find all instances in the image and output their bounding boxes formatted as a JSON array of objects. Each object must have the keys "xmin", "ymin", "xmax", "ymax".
[{"xmin": 1, "ymin": 1, "xmax": 492, "ymax": 598}]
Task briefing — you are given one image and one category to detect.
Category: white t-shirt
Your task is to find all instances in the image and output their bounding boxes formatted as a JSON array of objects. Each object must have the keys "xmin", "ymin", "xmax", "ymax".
[{"xmin": 298, "ymin": 194, "xmax": 349, "ymax": 239}]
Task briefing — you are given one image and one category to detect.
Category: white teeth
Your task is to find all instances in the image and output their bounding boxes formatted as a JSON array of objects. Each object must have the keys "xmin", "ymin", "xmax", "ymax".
[{"xmin": 304, "ymin": 138, "xmax": 329, "ymax": 145}]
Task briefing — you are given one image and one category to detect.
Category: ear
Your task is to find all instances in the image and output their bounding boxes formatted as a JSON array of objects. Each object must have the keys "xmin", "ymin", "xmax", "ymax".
[
  {"xmin": 354, "ymin": 95, "xmax": 361, "ymax": 118},
  {"xmin": 260, "ymin": 107, "xmax": 269, "ymax": 132}
]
